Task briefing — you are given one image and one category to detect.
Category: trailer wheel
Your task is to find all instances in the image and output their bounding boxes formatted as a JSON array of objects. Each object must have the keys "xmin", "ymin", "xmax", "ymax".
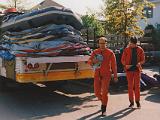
[
  {"xmin": 0, "ymin": 76, "xmax": 21, "ymax": 91},
  {"xmin": 0, "ymin": 76, "xmax": 9, "ymax": 91}
]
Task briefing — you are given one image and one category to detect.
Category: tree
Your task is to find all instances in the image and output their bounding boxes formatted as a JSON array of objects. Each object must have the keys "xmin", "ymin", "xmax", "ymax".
[
  {"xmin": 81, "ymin": 14, "xmax": 105, "ymax": 37},
  {"xmin": 8, "ymin": 0, "xmax": 23, "ymax": 9},
  {"xmin": 0, "ymin": 0, "xmax": 27, "ymax": 11},
  {"xmin": 144, "ymin": 24, "xmax": 160, "ymax": 50},
  {"xmin": 102, "ymin": 0, "xmax": 153, "ymax": 44},
  {"xmin": 0, "ymin": 4, "xmax": 8, "ymax": 9}
]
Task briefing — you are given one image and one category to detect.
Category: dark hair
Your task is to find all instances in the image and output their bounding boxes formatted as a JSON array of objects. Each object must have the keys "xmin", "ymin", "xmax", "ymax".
[{"xmin": 130, "ymin": 37, "xmax": 137, "ymax": 44}]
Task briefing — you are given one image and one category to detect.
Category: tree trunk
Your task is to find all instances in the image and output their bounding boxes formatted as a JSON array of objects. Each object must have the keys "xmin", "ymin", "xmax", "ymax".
[{"xmin": 15, "ymin": 0, "xmax": 17, "ymax": 8}]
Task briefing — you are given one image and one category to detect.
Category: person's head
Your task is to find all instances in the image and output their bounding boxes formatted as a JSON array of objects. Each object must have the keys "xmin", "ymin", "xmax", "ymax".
[
  {"xmin": 128, "ymin": 37, "xmax": 137, "ymax": 48},
  {"xmin": 98, "ymin": 37, "xmax": 107, "ymax": 50}
]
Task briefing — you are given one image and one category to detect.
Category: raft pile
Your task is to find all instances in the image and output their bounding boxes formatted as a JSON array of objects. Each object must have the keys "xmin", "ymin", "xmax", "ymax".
[{"xmin": 0, "ymin": 6, "xmax": 90, "ymax": 60}]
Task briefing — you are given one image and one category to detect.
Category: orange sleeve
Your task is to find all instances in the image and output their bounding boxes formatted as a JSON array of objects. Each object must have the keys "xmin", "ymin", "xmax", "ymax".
[
  {"xmin": 121, "ymin": 49, "xmax": 126, "ymax": 66},
  {"xmin": 87, "ymin": 51, "xmax": 95, "ymax": 66},
  {"xmin": 111, "ymin": 52, "xmax": 117, "ymax": 77}
]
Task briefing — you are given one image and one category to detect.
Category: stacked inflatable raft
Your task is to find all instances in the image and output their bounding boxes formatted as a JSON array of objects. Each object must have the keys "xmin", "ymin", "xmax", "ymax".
[
  {"xmin": 0, "ymin": 7, "xmax": 90, "ymax": 60},
  {"xmin": 0, "ymin": 6, "xmax": 83, "ymax": 31}
]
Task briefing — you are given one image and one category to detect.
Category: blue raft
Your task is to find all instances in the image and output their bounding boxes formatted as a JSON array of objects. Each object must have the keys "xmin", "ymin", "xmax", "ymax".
[{"xmin": 0, "ymin": 6, "xmax": 83, "ymax": 31}]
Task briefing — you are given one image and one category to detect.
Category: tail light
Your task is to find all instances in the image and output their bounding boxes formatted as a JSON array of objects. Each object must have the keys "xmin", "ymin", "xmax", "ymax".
[
  {"xmin": 27, "ymin": 63, "xmax": 33, "ymax": 69},
  {"xmin": 34, "ymin": 63, "xmax": 39, "ymax": 69}
]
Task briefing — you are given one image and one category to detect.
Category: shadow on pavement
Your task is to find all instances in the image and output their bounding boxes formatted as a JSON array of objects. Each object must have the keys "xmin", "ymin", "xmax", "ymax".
[
  {"xmin": 109, "ymin": 82, "xmax": 128, "ymax": 95},
  {"xmin": 77, "ymin": 110, "xmax": 101, "ymax": 120},
  {"xmin": 145, "ymin": 87, "xmax": 160, "ymax": 103},
  {"xmin": 56, "ymin": 80, "xmax": 94, "ymax": 95},
  {"xmin": 0, "ymin": 83, "xmax": 95, "ymax": 120},
  {"xmin": 91, "ymin": 108, "xmax": 136, "ymax": 120}
]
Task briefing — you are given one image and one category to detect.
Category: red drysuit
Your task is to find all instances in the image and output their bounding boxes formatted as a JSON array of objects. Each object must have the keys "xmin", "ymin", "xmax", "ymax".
[
  {"xmin": 88, "ymin": 48, "xmax": 117, "ymax": 106},
  {"xmin": 121, "ymin": 46, "xmax": 145, "ymax": 102}
]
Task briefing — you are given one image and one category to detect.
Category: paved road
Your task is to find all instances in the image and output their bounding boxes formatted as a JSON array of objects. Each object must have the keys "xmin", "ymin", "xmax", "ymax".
[{"xmin": 0, "ymin": 67, "xmax": 159, "ymax": 120}]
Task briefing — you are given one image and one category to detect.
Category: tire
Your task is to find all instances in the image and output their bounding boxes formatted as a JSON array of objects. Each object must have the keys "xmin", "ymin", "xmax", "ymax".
[
  {"xmin": 0, "ymin": 76, "xmax": 21, "ymax": 91},
  {"xmin": 0, "ymin": 76, "xmax": 9, "ymax": 91}
]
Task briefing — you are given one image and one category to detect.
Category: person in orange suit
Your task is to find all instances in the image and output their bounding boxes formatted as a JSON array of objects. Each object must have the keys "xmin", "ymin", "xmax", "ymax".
[
  {"xmin": 121, "ymin": 37, "xmax": 145, "ymax": 109},
  {"xmin": 88, "ymin": 37, "xmax": 118, "ymax": 116}
]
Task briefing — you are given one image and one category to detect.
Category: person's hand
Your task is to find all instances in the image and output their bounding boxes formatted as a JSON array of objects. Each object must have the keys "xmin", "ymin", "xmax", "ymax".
[
  {"xmin": 114, "ymin": 76, "xmax": 118, "ymax": 83},
  {"xmin": 136, "ymin": 63, "xmax": 141, "ymax": 67},
  {"xmin": 126, "ymin": 65, "xmax": 132, "ymax": 70},
  {"xmin": 92, "ymin": 59, "xmax": 99, "ymax": 64}
]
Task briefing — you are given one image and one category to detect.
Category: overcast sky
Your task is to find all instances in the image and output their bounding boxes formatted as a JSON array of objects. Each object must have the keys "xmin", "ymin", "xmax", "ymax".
[{"xmin": 0, "ymin": 0, "xmax": 103, "ymax": 14}]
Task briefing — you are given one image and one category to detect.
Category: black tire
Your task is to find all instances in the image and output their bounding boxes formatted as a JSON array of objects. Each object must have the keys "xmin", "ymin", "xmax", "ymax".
[
  {"xmin": 0, "ymin": 76, "xmax": 21, "ymax": 91},
  {"xmin": 0, "ymin": 76, "xmax": 9, "ymax": 91}
]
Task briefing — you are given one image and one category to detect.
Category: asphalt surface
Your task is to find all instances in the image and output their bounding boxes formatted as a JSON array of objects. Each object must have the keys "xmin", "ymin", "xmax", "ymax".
[{"xmin": 0, "ymin": 66, "xmax": 159, "ymax": 120}]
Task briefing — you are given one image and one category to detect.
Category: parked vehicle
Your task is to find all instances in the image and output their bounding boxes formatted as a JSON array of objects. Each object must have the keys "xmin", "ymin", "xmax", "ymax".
[{"xmin": 0, "ymin": 7, "xmax": 94, "ymax": 88}]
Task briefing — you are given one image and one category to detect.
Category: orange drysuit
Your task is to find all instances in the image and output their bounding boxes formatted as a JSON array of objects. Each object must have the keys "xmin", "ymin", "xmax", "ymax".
[
  {"xmin": 88, "ymin": 48, "xmax": 117, "ymax": 106},
  {"xmin": 121, "ymin": 46, "xmax": 145, "ymax": 102}
]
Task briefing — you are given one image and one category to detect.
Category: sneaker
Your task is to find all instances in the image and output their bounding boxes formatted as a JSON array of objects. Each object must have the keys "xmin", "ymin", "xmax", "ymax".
[
  {"xmin": 101, "ymin": 105, "xmax": 106, "ymax": 116},
  {"xmin": 129, "ymin": 102, "xmax": 134, "ymax": 108},
  {"xmin": 136, "ymin": 101, "xmax": 141, "ymax": 109}
]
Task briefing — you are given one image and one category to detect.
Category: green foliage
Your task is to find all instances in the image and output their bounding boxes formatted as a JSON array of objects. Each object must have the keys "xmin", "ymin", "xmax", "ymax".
[
  {"xmin": 155, "ymin": 31, "xmax": 160, "ymax": 50},
  {"xmin": 144, "ymin": 24, "xmax": 155, "ymax": 37},
  {"xmin": 81, "ymin": 14, "xmax": 105, "ymax": 36},
  {"xmin": 144, "ymin": 24, "xmax": 160, "ymax": 50},
  {"xmin": 103, "ymin": 0, "xmax": 154, "ymax": 37}
]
